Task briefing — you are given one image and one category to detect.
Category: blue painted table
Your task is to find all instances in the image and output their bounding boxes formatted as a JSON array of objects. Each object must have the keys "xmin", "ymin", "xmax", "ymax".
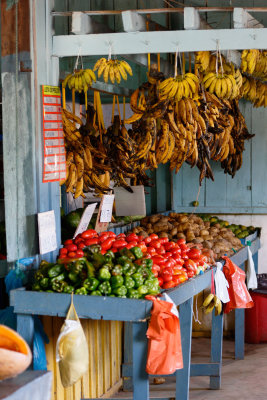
[{"xmin": 10, "ymin": 267, "xmax": 222, "ymax": 400}]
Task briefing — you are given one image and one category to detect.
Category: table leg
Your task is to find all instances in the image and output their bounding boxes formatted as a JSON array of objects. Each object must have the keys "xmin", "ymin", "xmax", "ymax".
[
  {"xmin": 132, "ymin": 321, "xmax": 149, "ymax": 400},
  {"xmin": 176, "ymin": 297, "xmax": 193, "ymax": 400},
  {"xmin": 210, "ymin": 309, "xmax": 223, "ymax": 389},
  {"xmin": 235, "ymin": 308, "xmax": 245, "ymax": 360}
]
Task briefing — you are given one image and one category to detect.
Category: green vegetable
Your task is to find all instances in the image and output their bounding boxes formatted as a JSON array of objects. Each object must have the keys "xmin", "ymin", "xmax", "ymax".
[
  {"xmin": 63, "ymin": 285, "xmax": 74, "ymax": 294},
  {"xmin": 75, "ymin": 287, "xmax": 88, "ymax": 295},
  {"xmin": 98, "ymin": 267, "xmax": 111, "ymax": 281},
  {"xmin": 117, "ymin": 256, "xmax": 130, "ymax": 265},
  {"xmin": 85, "ymin": 260, "xmax": 95, "ymax": 278},
  {"xmin": 50, "ymin": 273, "xmax": 65, "ymax": 283},
  {"xmin": 124, "ymin": 263, "xmax": 136, "ymax": 276},
  {"xmin": 137, "ymin": 285, "xmax": 148, "ymax": 296},
  {"xmin": 32, "ymin": 282, "xmax": 41, "ymax": 291},
  {"xmin": 124, "ymin": 276, "xmax": 135, "ymax": 289},
  {"xmin": 83, "ymin": 277, "xmax": 99, "ymax": 291},
  {"xmin": 119, "ymin": 248, "xmax": 135, "ymax": 260},
  {"xmin": 111, "ymin": 275, "xmax": 124, "ymax": 288},
  {"xmin": 51, "ymin": 280, "xmax": 67, "ymax": 293},
  {"xmin": 105, "ymin": 250, "xmax": 115, "ymax": 261},
  {"xmin": 70, "ymin": 259, "xmax": 85, "ymax": 274},
  {"xmin": 132, "ymin": 272, "xmax": 144, "ymax": 288},
  {"xmin": 34, "ymin": 270, "xmax": 46, "ymax": 281},
  {"xmin": 84, "ymin": 244, "xmax": 101, "ymax": 256},
  {"xmin": 68, "ymin": 271, "xmax": 80, "ymax": 283},
  {"xmin": 111, "ymin": 265, "xmax": 123, "ymax": 276},
  {"xmin": 127, "ymin": 288, "xmax": 140, "ymax": 299},
  {"xmin": 143, "ymin": 258, "xmax": 153, "ymax": 269},
  {"xmin": 48, "ymin": 264, "xmax": 63, "ymax": 278},
  {"xmin": 92, "ymin": 253, "xmax": 106, "ymax": 268},
  {"xmin": 90, "ymin": 290, "xmax": 102, "ymax": 296},
  {"xmin": 112, "ymin": 285, "xmax": 127, "ymax": 296},
  {"xmin": 145, "ymin": 279, "xmax": 160, "ymax": 295},
  {"xmin": 40, "ymin": 277, "xmax": 49, "ymax": 289},
  {"xmin": 102, "ymin": 263, "xmax": 113, "ymax": 271},
  {"xmin": 98, "ymin": 281, "xmax": 112, "ymax": 295},
  {"xmin": 130, "ymin": 247, "xmax": 143, "ymax": 260}
]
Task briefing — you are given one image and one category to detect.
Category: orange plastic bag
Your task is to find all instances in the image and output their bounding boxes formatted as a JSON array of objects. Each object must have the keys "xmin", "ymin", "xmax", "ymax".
[
  {"xmin": 222, "ymin": 256, "xmax": 254, "ymax": 314},
  {"xmin": 145, "ymin": 294, "xmax": 183, "ymax": 375}
]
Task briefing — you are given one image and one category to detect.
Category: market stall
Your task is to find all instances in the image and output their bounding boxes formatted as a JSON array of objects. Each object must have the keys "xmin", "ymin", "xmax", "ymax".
[{"xmin": 1, "ymin": 1, "xmax": 266, "ymax": 400}]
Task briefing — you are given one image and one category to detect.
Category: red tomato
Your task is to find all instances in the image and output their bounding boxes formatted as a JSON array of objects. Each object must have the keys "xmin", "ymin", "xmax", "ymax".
[
  {"xmin": 112, "ymin": 239, "xmax": 128, "ymax": 248},
  {"xmin": 107, "ymin": 231, "xmax": 116, "ymax": 238},
  {"xmin": 177, "ymin": 238, "xmax": 186, "ymax": 246},
  {"xmin": 164, "ymin": 260, "xmax": 175, "ymax": 269},
  {"xmin": 161, "ymin": 270, "xmax": 173, "ymax": 283},
  {"xmin": 150, "ymin": 240, "xmax": 161, "ymax": 249},
  {"xmin": 65, "ymin": 244, "xmax": 77, "ymax": 252},
  {"xmin": 64, "ymin": 239, "xmax": 73, "ymax": 246},
  {"xmin": 172, "ymin": 276, "xmax": 181, "ymax": 286},
  {"xmin": 99, "ymin": 231, "xmax": 109, "ymax": 237},
  {"xmin": 68, "ymin": 251, "xmax": 77, "ymax": 258},
  {"xmin": 181, "ymin": 252, "xmax": 189, "ymax": 260},
  {"xmin": 116, "ymin": 233, "xmax": 126, "ymax": 239},
  {"xmin": 81, "ymin": 229, "xmax": 97, "ymax": 239},
  {"xmin": 59, "ymin": 247, "xmax": 68, "ymax": 255},
  {"xmin": 172, "ymin": 248, "xmax": 181, "ymax": 255},
  {"xmin": 162, "ymin": 266, "xmax": 173, "ymax": 275},
  {"xmin": 84, "ymin": 238, "xmax": 99, "ymax": 246},
  {"xmin": 173, "ymin": 265, "xmax": 183, "ymax": 275},
  {"xmin": 159, "ymin": 237, "xmax": 169, "ymax": 244},
  {"xmin": 184, "ymin": 259, "xmax": 198, "ymax": 273},
  {"xmin": 187, "ymin": 270, "xmax": 195, "ymax": 278},
  {"xmin": 126, "ymin": 243, "xmax": 135, "ymax": 249},
  {"xmin": 162, "ymin": 281, "xmax": 176, "ymax": 290},
  {"xmin": 99, "ymin": 233, "xmax": 109, "ymax": 243},
  {"xmin": 128, "ymin": 240, "xmax": 138, "ymax": 247},
  {"xmin": 76, "ymin": 249, "xmax": 84, "ymax": 257},
  {"xmin": 74, "ymin": 237, "xmax": 84, "ymax": 245},
  {"xmin": 138, "ymin": 243, "xmax": 147, "ymax": 253},
  {"xmin": 126, "ymin": 233, "xmax": 139, "ymax": 242},
  {"xmin": 149, "ymin": 234, "xmax": 159, "ymax": 240},
  {"xmin": 78, "ymin": 243, "xmax": 86, "ymax": 250},
  {"xmin": 164, "ymin": 242, "xmax": 176, "ymax": 251},
  {"xmin": 152, "ymin": 264, "xmax": 160, "ymax": 272},
  {"xmin": 180, "ymin": 243, "xmax": 189, "ymax": 251},
  {"xmin": 100, "ymin": 249, "xmax": 106, "ymax": 255},
  {"xmin": 157, "ymin": 246, "xmax": 166, "ymax": 255},
  {"xmin": 144, "ymin": 237, "xmax": 152, "ymax": 245},
  {"xmin": 198, "ymin": 254, "xmax": 208, "ymax": 265},
  {"xmin": 187, "ymin": 248, "xmax": 201, "ymax": 260},
  {"xmin": 101, "ymin": 238, "xmax": 115, "ymax": 251},
  {"xmin": 151, "ymin": 256, "xmax": 167, "ymax": 265},
  {"xmin": 147, "ymin": 247, "xmax": 156, "ymax": 255},
  {"xmin": 152, "ymin": 269, "xmax": 158, "ymax": 277},
  {"xmin": 110, "ymin": 247, "xmax": 118, "ymax": 253},
  {"xmin": 165, "ymin": 252, "xmax": 173, "ymax": 259},
  {"xmin": 157, "ymin": 277, "xmax": 163, "ymax": 287}
]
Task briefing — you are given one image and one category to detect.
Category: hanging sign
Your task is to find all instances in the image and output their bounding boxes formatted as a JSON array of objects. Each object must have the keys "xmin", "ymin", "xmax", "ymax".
[
  {"xmin": 42, "ymin": 85, "xmax": 66, "ymax": 183},
  {"xmin": 95, "ymin": 196, "xmax": 110, "ymax": 233},
  {"xmin": 114, "ymin": 185, "xmax": 146, "ymax": 216},
  {"xmin": 38, "ymin": 210, "xmax": 58, "ymax": 255},
  {"xmin": 73, "ymin": 203, "xmax": 97, "ymax": 239}
]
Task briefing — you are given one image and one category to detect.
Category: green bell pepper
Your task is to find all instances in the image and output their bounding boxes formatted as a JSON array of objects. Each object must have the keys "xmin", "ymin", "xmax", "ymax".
[
  {"xmin": 112, "ymin": 285, "xmax": 127, "ymax": 297},
  {"xmin": 111, "ymin": 265, "xmax": 123, "ymax": 276},
  {"xmin": 83, "ymin": 277, "xmax": 99, "ymax": 292},
  {"xmin": 119, "ymin": 248, "xmax": 135, "ymax": 260},
  {"xmin": 51, "ymin": 280, "xmax": 67, "ymax": 293},
  {"xmin": 40, "ymin": 277, "xmax": 49, "ymax": 289},
  {"xmin": 50, "ymin": 273, "xmax": 66, "ymax": 283},
  {"xmin": 84, "ymin": 244, "xmax": 101, "ymax": 256},
  {"xmin": 75, "ymin": 287, "xmax": 88, "ymax": 295},
  {"xmin": 111, "ymin": 275, "xmax": 124, "ymax": 288},
  {"xmin": 124, "ymin": 276, "xmax": 135, "ymax": 289},
  {"xmin": 92, "ymin": 253, "xmax": 106, "ymax": 268},
  {"xmin": 137, "ymin": 285, "xmax": 148, "ymax": 296},
  {"xmin": 63, "ymin": 285, "xmax": 74, "ymax": 294},
  {"xmin": 98, "ymin": 267, "xmax": 111, "ymax": 281},
  {"xmin": 130, "ymin": 247, "xmax": 143, "ymax": 259},
  {"xmin": 48, "ymin": 264, "xmax": 63, "ymax": 278},
  {"xmin": 132, "ymin": 272, "xmax": 144, "ymax": 288},
  {"xmin": 91, "ymin": 290, "xmax": 102, "ymax": 296},
  {"xmin": 68, "ymin": 271, "xmax": 80, "ymax": 283},
  {"xmin": 127, "ymin": 288, "xmax": 140, "ymax": 299},
  {"xmin": 32, "ymin": 282, "xmax": 41, "ymax": 291},
  {"xmin": 108, "ymin": 294, "xmax": 116, "ymax": 297},
  {"xmin": 145, "ymin": 279, "xmax": 160, "ymax": 295},
  {"xmin": 144, "ymin": 258, "xmax": 153, "ymax": 268},
  {"xmin": 104, "ymin": 250, "xmax": 115, "ymax": 263},
  {"xmin": 34, "ymin": 270, "xmax": 46, "ymax": 281},
  {"xmin": 85, "ymin": 260, "xmax": 95, "ymax": 278},
  {"xmin": 98, "ymin": 281, "xmax": 112, "ymax": 296},
  {"xmin": 117, "ymin": 256, "xmax": 130, "ymax": 265},
  {"xmin": 102, "ymin": 263, "xmax": 113, "ymax": 271},
  {"xmin": 124, "ymin": 263, "xmax": 136, "ymax": 276}
]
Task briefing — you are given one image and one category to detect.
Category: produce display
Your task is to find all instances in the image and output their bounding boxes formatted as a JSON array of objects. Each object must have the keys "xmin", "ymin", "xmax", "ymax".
[
  {"xmin": 31, "ymin": 230, "xmax": 211, "ymax": 297},
  {"xmin": 132, "ymin": 213, "xmax": 243, "ymax": 261}
]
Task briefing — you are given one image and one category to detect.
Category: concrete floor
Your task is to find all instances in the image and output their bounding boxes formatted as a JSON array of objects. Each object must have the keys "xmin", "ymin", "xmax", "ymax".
[{"xmin": 117, "ymin": 338, "xmax": 267, "ymax": 399}]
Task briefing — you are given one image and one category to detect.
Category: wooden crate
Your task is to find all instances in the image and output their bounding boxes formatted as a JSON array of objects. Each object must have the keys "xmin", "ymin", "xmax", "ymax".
[{"xmin": 42, "ymin": 317, "xmax": 123, "ymax": 400}]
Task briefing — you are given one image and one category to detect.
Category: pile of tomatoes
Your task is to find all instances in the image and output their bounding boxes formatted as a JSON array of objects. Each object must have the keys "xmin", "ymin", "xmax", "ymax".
[{"xmin": 59, "ymin": 230, "xmax": 209, "ymax": 291}]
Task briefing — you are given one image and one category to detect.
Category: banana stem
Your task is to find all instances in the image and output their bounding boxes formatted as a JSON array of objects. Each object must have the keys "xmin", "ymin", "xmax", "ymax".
[
  {"xmin": 123, "ymin": 96, "xmax": 126, "ymax": 121},
  {"xmin": 116, "ymin": 95, "xmax": 121, "ymax": 124},
  {"xmin": 174, "ymin": 51, "xmax": 178, "ymax": 78},
  {"xmin": 157, "ymin": 53, "xmax": 161, "ymax": 72},
  {"xmin": 62, "ymin": 87, "xmax": 66, "ymax": 110},
  {"xmin": 111, "ymin": 95, "xmax": 116, "ymax": 123},
  {"xmin": 85, "ymin": 90, "xmax": 88, "ymax": 111},
  {"xmin": 72, "ymin": 88, "xmax": 75, "ymax": 115}
]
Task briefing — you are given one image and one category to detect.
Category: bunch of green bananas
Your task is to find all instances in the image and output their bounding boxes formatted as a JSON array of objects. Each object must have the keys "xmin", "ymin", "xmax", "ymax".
[
  {"xmin": 203, "ymin": 293, "xmax": 222, "ymax": 316},
  {"xmin": 62, "ymin": 69, "xmax": 96, "ymax": 93}
]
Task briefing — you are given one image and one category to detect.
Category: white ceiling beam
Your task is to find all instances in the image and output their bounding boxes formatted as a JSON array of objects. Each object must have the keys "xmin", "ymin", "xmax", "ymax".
[
  {"xmin": 122, "ymin": 10, "xmax": 146, "ymax": 32},
  {"xmin": 233, "ymin": 8, "xmax": 264, "ymax": 29}
]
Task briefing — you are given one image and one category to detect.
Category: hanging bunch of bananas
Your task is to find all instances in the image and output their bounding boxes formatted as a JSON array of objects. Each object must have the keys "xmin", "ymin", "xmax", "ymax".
[
  {"xmin": 93, "ymin": 58, "xmax": 133, "ymax": 84},
  {"xmin": 241, "ymin": 49, "xmax": 260, "ymax": 75},
  {"xmin": 251, "ymin": 50, "xmax": 267, "ymax": 80},
  {"xmin": 158, "ymin": 73, "xmax": 199, "ymax": 101},
  {"xmin": 203, "ymin": 72, "xmax": 239, "ymax": 100},
  {"xmin": 241, "ymin": 76, "xmax": 267, "ymax": 107},
  {"xmin": 195, "ymin": 51, "xmax": 211, "ymax": 72},
  {"xmin": 203, "ymin": 293, "xmax": 222, "ymax": 316},
  {"xmin": 62, "ymin": 69, "xmax": 96, "ymax": 93}
]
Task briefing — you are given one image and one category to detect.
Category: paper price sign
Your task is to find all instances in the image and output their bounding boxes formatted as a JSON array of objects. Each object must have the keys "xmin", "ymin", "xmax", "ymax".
[
  {"xmin": 100, "ymin": 195, "xmax": 115, "ymax": 223},
  {"xmin": 38, "ymin": 210, "xmax": 57, "ymax": 255},
  {"xmin": 73, "ymin": 203, "xmax": 97, "ymax": 238}
]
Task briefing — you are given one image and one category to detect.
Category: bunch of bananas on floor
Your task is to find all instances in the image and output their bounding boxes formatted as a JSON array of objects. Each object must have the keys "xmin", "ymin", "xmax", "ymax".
[
  {"xmin": 93, "ymin": 58, "xmax": 133, "ymax": 84},
  {"xmin": 203, "ymin": 72, "xmax": 239, "ymax": 100},
  {"xmin": 203, "ymin": 293, "xmax": 222, "ymax": 316},
  {"xmin": 62, "ymin": 69, "xmax": 96, "ymax": 93},
  {"xmin": 158, "ymin": 73, "xmax": 199, "ymax": 101}
]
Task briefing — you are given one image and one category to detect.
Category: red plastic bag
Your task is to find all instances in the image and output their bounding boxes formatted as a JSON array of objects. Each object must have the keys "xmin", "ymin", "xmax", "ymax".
[
  {"xmin": 222, "ymin": 257, "xmax": 254, "ymax": 314},
  {"xmin": 145, "ymin": 295, "xmax": 183, "ymax": 375}
]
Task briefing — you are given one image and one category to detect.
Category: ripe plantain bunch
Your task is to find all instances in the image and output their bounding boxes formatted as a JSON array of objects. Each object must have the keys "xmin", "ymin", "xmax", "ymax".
[
  {"xmin": 158, "ymin": 73, "xmax": 199, "ymax": 101},
  {"xmin": 241, "ymin": 76, "xmax": 267, "ymax": 108},
  {"xmin": 195, "ymin": 51, "xmax": 211, "ymax": 72},
  {"xmin": 241, "ymin": 49, "xmax": 260, "ymax": 76},
  {"xmin": 62, "ymin": 69, "xmax": 96, "ymax": 93},
  {"xmin": 93, "ymin": 58, "xmax": 133, "ymax": 84},
  {"xmin": 203, "ymin": 71, "xmax": 239, "ymax": 100},
  {"xmin": 203, "ymin": 293, "xmax": 222, "ymax": 316}
]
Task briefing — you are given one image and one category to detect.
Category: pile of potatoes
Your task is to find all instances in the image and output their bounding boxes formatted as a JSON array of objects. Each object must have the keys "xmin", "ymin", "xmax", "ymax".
[{"xmin": 132, "ymin": 213, "xmax": 243, "ymax": 261}]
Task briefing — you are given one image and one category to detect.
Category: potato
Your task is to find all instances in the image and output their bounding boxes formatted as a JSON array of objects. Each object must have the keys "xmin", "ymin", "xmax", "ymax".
[
  {"xmin": 171, "ymin": 228, "xmax": 178, "ymax": 237},
  {"xmin": 193, "ymin": 238, "xmax": 203, "ymax": 244},
  {"xmin": 154, "ymin": 224, "xmax": 169, "ymax": 233},
  {"xmin": 150, "ymin": 215, "xmax": 161, "ymax": 224},
  {"xmin": 167, "ymin": 222, "xmax": 173, "ymax": 230},
  {"xmin": 179, "ymin": 216, "xmax": 188, "ymax": 223},
  {"xmin": 200, "ymin": 229, "xmax": 209, "ymax": 236},
  {"xmin": 177, "ymin": 233, "xmax": 186, "ymax": 239},
  {"xmin": 147, "ymin": 229, "xmax": 154, "ymax": 234},
  {"xmin": 203, "ymin": 240, "xmax": 213, "ymax": 249},
  {"xmin": 159, "ymin": 232, "xmax": 169, "ymax": 238},
  {"xmin": 194, "ymin": 236, "xmax": 204, "ymax": 243},
  {"xmin": 147, "ymin": 223, "xmax": 152, "ymax": 229}
]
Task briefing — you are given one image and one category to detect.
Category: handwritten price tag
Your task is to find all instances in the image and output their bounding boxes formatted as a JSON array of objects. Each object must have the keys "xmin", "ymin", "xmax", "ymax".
[
  {"xmin": 38, "ymin": 211, "xmax": 57, "ymax": 254},
  {"xmin": 73, "ymin": 203, "xmax": 97, "ymax": 238}
]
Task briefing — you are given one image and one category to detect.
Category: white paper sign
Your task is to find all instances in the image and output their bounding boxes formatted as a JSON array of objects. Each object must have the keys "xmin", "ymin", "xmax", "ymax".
[
  {"xmin": 114, "ymin": 185, "xmax": 146, "ymax": 216},
  {"xmin": 100, "ymin": 195, "xmax": 115, "ymax": 223},
  {"xmin": 38, "ymin": 210, "xmax": 57, "ymax": 254},
  {"xmin": 73, "ymin": 203, "xmax": 97, "ymax": 238}
]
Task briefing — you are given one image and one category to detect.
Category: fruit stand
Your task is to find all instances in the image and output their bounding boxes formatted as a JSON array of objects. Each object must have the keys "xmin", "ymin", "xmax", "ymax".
[{"xmin": 1, "ymin": 2, "xmax": 266, "ymax": 400}]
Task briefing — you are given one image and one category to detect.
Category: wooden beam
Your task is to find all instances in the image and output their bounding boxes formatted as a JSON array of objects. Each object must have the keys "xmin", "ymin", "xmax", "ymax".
[
  {"xmin": 233, "ymin": 7, "xmax": 265, "ymax": 29},
  {"xmin": 53, "ymin": 28, "xmax": 267, "ymax": 57}
]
